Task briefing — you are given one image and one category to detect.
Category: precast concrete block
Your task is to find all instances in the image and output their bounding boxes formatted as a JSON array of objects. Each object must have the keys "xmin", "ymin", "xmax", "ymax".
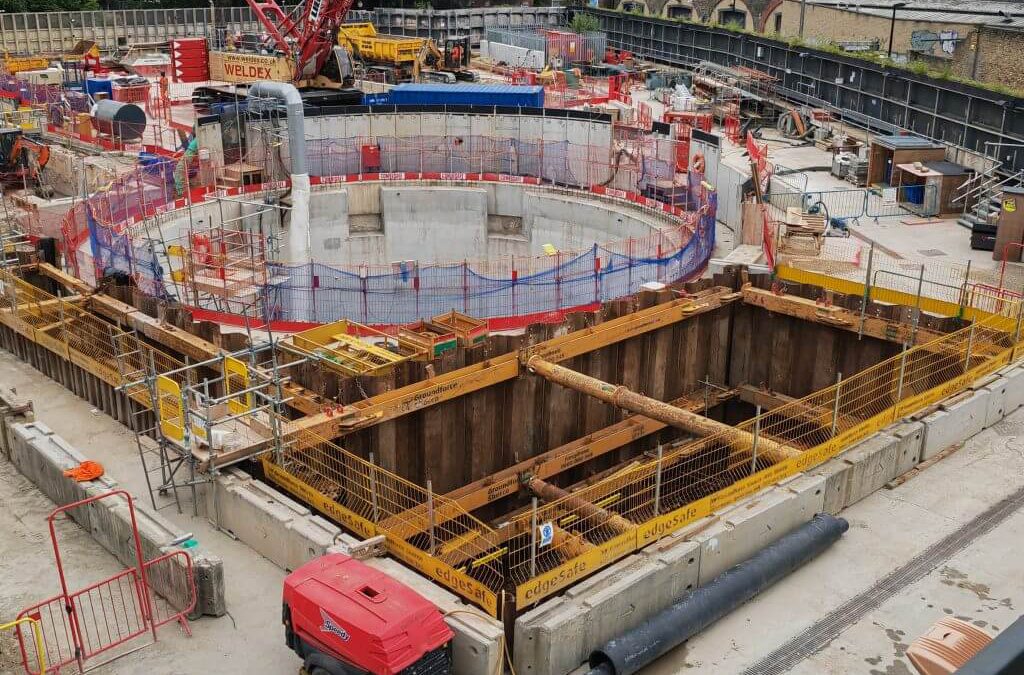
[
  {"xmin": 694, "ymin": 473, "xmax": 825, "ymax": 584},
  {"xmin": 9, "ymin": 421, "xmax": 225, "ymax": 619},
  {"xmin": 889, "ymin": 422, "xmax": 924, "ymax": 476},
  {"xmin": 10, "ymin": 422, "xmax": 93, "ymax": 526},
  {"xmin": 812, "ymin": 457, "xmax": 852, "ymax": 515},
  {"xmin": 0, "ymin": 386, "xmax": 33, "ymax": 458},
  {"xmin": 839, "ymin": 433, "xmax": 901, "ymax": 508},
  {"xmin": 921, "ymin": 389, "xmax": 989, "ymax": 460},
  {"xmin": 513, "ymin": 534, "xmax": 702, "ymax": 675},
  {"xmin": 640, "ymin": 532, "xmax": 702, "ymax": 600},
  {"xmin": 514, "ymin": 596, "xmax": 587, "ymax": 675},
  {"xmin": 208, "ymin": 469, "xmax": 340, "ymax": 572},
  {"xmin": 979, "ymin": 378, "xmax": 1008, "ymax": 427},
  {"xmin": 997, "ymin": 365, "xmax": 1024, "ymax": 414}
]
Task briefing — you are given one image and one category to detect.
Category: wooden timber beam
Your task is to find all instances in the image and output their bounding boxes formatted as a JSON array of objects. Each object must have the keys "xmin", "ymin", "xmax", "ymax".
[
  {"xmin": 381, "ymin": 388, "xmax": 736, "ymax": 551},
  {"xmin": 34, "ymin": 263, "xmax": 93, "ymax": 295},
  {"xmin": 443, "ymin": 388, "xmax": 736, "ymax": 513},
  {"xmin": 526, "ymin": 356, "xmax": 801, "ymax": 463},
  {"xmin": 524, "ymin": 286, "xmax": 737, "ymax": 363},
  {"xmin": 527, "ymin": 476, "xmax": 635, "ymax": 535},
  {"xmin": 736, "ymin": 383, "xmax": 844, "ymax": 429},
  {"xmin": 741, "ymin": 285, "xmax": 947, "ymax": 346},
  {"xmin": 0, "ymin": 295, "xmax": 83, "ymax": 313},
  {"xmin": 35, "ymin": 264, "xmax": 325, "ymax": 415}
]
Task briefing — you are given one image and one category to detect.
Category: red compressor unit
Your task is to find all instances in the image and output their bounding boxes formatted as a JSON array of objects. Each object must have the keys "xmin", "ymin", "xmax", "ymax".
[{"xmin": 283, "ymin": 553, "xmax": 454, "ymax": 675}]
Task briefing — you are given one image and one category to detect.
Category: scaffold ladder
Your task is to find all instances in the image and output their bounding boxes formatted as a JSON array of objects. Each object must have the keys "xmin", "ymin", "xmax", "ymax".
[{"xmin": 112, "ymin": 334, "xmax": 194, "ymax": 514}]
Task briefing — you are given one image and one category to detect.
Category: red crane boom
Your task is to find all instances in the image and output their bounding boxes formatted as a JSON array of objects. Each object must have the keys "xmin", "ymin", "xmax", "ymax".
[{"xmin": 245, "ymin": 0, "xmax": 354, "ymax": 81}]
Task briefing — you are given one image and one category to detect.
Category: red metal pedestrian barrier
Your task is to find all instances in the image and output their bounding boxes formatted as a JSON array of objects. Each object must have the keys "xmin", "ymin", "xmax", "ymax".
[{"xmin": 14, "ymin": 491, "xmax": 195, "ymax": 674}]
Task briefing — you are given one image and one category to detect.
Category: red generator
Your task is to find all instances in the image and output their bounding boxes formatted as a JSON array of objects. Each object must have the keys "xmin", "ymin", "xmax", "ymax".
[{"xmin": 283, "ymin": 554, "xmax": 454, "ymax": 675}]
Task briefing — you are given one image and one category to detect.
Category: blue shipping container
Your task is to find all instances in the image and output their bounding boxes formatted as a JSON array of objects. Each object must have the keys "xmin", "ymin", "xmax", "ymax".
[
  {"xmin": 388, "ymin": 83, "xmax": 544, "ymax": 108},
  {"xmin": 86, "ymin": 78, "xmax": 113, "ymax": 99}
]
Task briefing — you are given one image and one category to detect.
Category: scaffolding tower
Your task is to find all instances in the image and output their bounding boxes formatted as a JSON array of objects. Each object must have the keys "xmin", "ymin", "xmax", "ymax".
[{"xmin": 115, "ymin": 340, "xmax": 294, "ymax": 515}]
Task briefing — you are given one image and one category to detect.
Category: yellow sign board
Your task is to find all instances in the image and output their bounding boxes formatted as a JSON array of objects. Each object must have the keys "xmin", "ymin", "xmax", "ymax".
[
  {"xmin": 224, "ymin": 356, "xmax": 252, "ymax": 415},
  {"xmin": 156, "ymin": 375, "xmax": 184, "ymax": 442},
  {"xmin": 208, "ymin": 51, "xmax": 294, "ymax": 84},
  {"xmin": 515, "ymin": 530, "xmax": 635, "ymax": 608}
]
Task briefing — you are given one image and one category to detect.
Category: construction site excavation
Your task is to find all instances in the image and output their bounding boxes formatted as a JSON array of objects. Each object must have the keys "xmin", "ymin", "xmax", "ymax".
[{"xmin": 2, "ymin": 3, "xmax": 1024, "ymax": 675}]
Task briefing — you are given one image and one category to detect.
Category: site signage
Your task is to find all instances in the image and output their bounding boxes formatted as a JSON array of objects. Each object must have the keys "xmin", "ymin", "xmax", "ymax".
[{"xmin": 209, "ymin": 51, "xmax": 293, "ymax": 84}]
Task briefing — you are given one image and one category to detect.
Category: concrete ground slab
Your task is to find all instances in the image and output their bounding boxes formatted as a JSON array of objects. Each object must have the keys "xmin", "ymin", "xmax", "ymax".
[
  {"xmin": 0, "ymin": 350, "xmax": 298, "ymax": 674},
  {"xmin": 636, "ymin": 406, "xmax": 1024, "ymax": 674}
]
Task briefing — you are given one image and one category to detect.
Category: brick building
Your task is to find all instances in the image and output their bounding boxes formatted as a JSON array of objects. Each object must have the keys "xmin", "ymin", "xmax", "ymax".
[
  {"xmin": 614, "ymin": 0, "xmax": 785, "ymax": 33},
  {"xmin": 608, "ymin": 0, "xmax": 1023, "ymax": 93},
  {"xmin": 775, "ymin": 1, "xmax": 1024, "ymax": 92}
]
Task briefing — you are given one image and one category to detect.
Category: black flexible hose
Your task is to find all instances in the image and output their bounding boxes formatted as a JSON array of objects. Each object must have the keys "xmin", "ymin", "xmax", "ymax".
[{"xmin": 586, "ymin": 513, "xmax": 849, "ymax": 675}]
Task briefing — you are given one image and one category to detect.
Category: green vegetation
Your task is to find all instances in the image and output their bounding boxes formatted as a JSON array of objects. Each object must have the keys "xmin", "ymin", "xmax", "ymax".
[{"xmin": 570, "ymin": 13, "xmax": 600, "ymax": 34}]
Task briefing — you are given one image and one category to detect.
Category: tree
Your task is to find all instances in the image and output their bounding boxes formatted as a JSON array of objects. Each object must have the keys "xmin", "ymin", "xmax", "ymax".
[
  {"xmin": 570, "ymin": 12, "xmax": 599, "ymax": 34},
  {"xmin": 1, "ymin": 0, "xmax": 100, "ymax": 10}
]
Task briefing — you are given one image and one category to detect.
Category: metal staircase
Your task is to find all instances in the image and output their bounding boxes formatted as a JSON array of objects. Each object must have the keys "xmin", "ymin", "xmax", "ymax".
[{"xmin": 954, "ymin": 168, "xmax": 1024, "ymax": 251}]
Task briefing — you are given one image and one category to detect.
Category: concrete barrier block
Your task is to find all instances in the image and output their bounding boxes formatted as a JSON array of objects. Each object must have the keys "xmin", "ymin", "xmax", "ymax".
[
  {"xmin": 979, "ymin": 378, "xmax": 1008, "ymax": 427},
  {"xmin": 1002, "ymin": 366, "xmax": 1024, "ymax": 414},
  {"xmin": 889, "ymin": 421, "xmax": 924, "ymax": 476},
  {"xmin": 0, "ymin": 386, "xmax": 34, "ymax": 458},
  {"xmin": 641, "ymin": 533, "xmax": 702, "ymax": 600},
  {"xmin": 10, "ymin": 422, "xmax": 93, "ymax": 526},
  {"xmin": 694, "ymin": 474, "xmax": 824, "ymax": 584},
  {"xmin": 515, "ymin": 598, "xmax": 585, "ymax": 675},
  {"xmin": 514, "ymin": 533, "xmax": 702, "ymax": 675},
  {"xmin": 8, "ymin": 421, "xmax": 225, "ymax": 619},
  {"xmin": 921, "ymin": 389, "xmax": 989, "ymax": 460},
  {"xmin": 812, "ymin": 457, "xmax": 852, "ymax": 515},
  {"xmin": 208, "ymin": 469, "xmax": 341, "ymax": 573},
  {"xmin": 839, "ymin": 433, "xmax": 900, "ymax": 508}
]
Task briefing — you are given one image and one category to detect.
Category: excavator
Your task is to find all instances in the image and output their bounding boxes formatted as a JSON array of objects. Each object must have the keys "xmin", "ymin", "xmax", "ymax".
[
  {"xmin": 411, "ymin": 35, "xmax": 477, "ymax": 84},
  {"xmin": 0, "ymin": 129, "xmax": 51, "ymax": 193}
]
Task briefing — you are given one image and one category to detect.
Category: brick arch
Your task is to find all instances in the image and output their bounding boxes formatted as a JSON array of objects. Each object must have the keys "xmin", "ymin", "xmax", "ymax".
[
  {"xmin": 662, "ymin": 0, "xmax": 697, "ymax": 19},
  {"xmin": 617, "ymin": 0, "xmax": 651, "ymax": 13},
  {"xmin": 757, "ymin": 0, "xmax": 784, "ymax": 32},
  {"xmin": 709, "ymin": 0, "xmax": 754, "ymax": 28}
]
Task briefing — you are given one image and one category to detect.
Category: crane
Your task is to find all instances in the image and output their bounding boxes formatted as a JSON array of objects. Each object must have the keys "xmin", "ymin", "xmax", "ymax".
[{"xmin": 245, "ymin": 0, "xmax": 355, "ymax": 82}]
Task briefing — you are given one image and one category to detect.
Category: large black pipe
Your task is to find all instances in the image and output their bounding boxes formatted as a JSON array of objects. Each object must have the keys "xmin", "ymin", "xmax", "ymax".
[{"xmin": 586, "ymin": 513, "xmax": 849, "ymax": 675}]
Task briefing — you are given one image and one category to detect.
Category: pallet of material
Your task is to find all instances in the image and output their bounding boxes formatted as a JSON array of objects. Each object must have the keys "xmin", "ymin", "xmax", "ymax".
[{"xmin": 431, "ymin": 310, "xmax": 488, "ymax": 347}]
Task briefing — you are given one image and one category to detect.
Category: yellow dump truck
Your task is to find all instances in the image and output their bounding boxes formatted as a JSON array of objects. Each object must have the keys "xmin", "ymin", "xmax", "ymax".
[
  {"xmin": 338, "ymin": 23, "xmax": 427, "ymax": 69},
  {"xmin": 337, "ymin": 23, "xmax": 475, "ymax": 84}
]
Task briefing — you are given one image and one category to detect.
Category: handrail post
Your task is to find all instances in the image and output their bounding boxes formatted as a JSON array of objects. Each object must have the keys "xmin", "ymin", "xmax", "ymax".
[
  {"xmin": 751, "ymin": 405, "xmax": 761, "ymax": 473},
  {"xmin": 858, "ymin": 242, "xmax": 874, "ymax": 339},
  {"xmin": 529, "ymin": 497, "xmax": 538, "ymax": 578},
  {"xmin": 831, "ymin": 372, "xmax": 842, "ymax": 438},
  {"xmin": 426, "ymin": 479, "xmax": 436, "ymax": 556},
  {"xmin": 653, "ymin": 443, "xmax": 663, "ymax": 517},
  {"xmin": 964, "ymin": 320, "xmax": 976, "ymax": 374}
]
